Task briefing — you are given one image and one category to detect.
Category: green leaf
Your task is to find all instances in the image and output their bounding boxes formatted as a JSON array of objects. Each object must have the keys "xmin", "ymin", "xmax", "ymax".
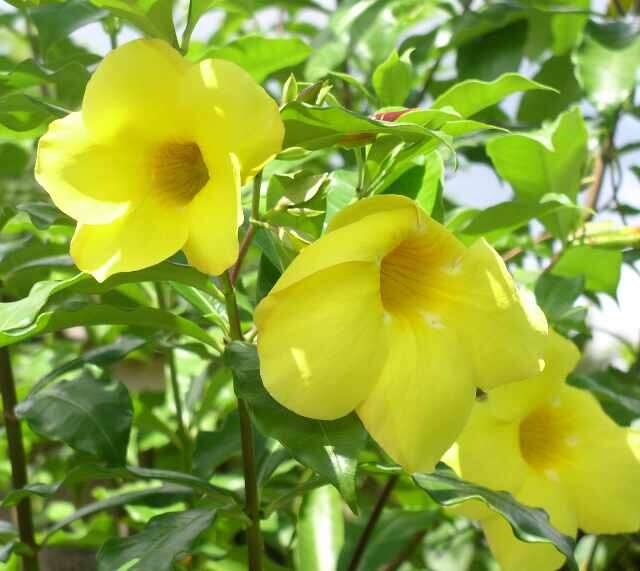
[
  {"xmin": 535, "ymin": 273, "xmax": 585, "ymax": 327},
  {"xmin": 193, "ymin": 412, "xmax": 241, "ymax": 478},
  {"xmin": 432, "ymin": 73, "xmax": 554, "ymax": 118},
  {"xmin": 197, "ymin": 35, "xmax": 311, "ymax": 83},
  {"xmin": 280, "ymin": 102, "xmax": 432, "ymax": 150},
  {"xmin": 295, "ymin": 485, "xmax": 344, "ymax": 571},
  {"xmin": 574, "ymin": 20, "xmax": 640, "ymax": 111},
  {"xmin": 0, "ymin": 93, "xmax": 63, "ymax": 132},
  {"xmin": 487, "ymin": 107, "xmax": 588, "ymax": 237},
  {"xmin": 456, "ymin": 20, "xmax": 527, "ymax": 82},
  {"xmin": 32, "ymin": 335, "xmax": 148, "ymax": 394},
  {"xmin": 90, "ymin": 0, "xmax": 178, "ymax": 47},
  {"xmin": 382, "ymin": 151, "xmax": 444, "ymax": 218},
  {"xmin": 97, "ymin": 509, "xmax": 215, "ymax": 571},
  {"xmin": 372, "ymin": 49, "xmax": 413, "ymax": 107},
  {"xmin": 0, "ymin": 59, "xmax": 89, "ymax": 98},
  {"xmin": 552, "ymin": 245, "xmax": 622, "ymax": 296},
  {"xmin": 414, "ymin": 466, "xmax": 578, "ymax": 570},
  {"xmin": 463, "ymin": 195, "xmax": 582, "ymax": 235},
  {"xmin": 16, "ymin": 374, "xmax": 132, "ymax": 465},
  {"xmin": 225, "ymin": 342, "xmax": 368, "ymax": 510},
  {"xmin": 517, "ymin": 55, "xmax": 582, "ymax": 125},
  {"xmin": 31, "ymin": 0, "xmax": 107, "ymax": 54},
  {"xmin": 0, "ymin": 143, "xmax": 29, "ymax": 178}
]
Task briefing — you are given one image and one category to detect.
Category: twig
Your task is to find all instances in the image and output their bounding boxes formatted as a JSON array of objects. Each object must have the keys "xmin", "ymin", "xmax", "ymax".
[
  {"xmin": 0, "ymin": 347, "xmax": 39, "ymax": 571},
  {"xmin": 347, "ymin": 475, "xmax": 399, "ymax": 571}
]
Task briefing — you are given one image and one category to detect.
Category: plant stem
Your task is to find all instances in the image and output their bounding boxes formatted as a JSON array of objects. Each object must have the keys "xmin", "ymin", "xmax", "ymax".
[
  {"xmin": 347, "ymin": 474, "xmax": 399, "ymax": 571},
  {"xmin": 0, "ymin": 347, "xmax": 39, "ymax": 571},
  {"xmin": 221, "ymin": 270, "xmax": 263, "ymax": 571},
  {"xmin": 230, "ymin": 171, "xmax": 263, "ymax": 285},
  {"xmin": 154, "ymin": 283, "xmax": 191, "ymax": 473}
]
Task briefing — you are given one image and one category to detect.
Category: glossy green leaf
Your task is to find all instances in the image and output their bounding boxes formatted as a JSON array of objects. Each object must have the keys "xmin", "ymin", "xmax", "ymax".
[
  {"xmin": 552, "ymin": 245, "xmax": 622, "ymax": 296},
  {"xmin": 0, "ymin": 93, "xmax": 63, "ymax": 132},
  {"xmin": 225, "ymin": 342, "xmax": 368, "ymax": 510},
  {"xmin": 432, "ymin": 73, "xmax": 554, "ymax": 118},
  {"xmin": 97, "ymin": 509, "xmax": 215, "ymax": 571},
  {"xmin": 280, "ymin": 102, "xmax": 432, "ymax": 150},
  {"xmin": 193, "ymin": 412, "xmax": 242, "ymax": 478},
  {"xmin": 372, "ymin": 49, "xmax": 413, "ymax": 106},
  {"xmin": 574, "ymin": 21, "xmax": 640, "ymax": 110},
  {"xmin": 517, "ymin": 55, "xmax": 582, "ymax": 125},
  {"xmin": 535, "ymin": 273, "xmax": 585, "ymax": 327},
  {"xmin": 295, "ymin": 485, "xmax": 344, "ymax": 571},
  {"xmin": 16, "ymin": 374, "xmax": 133, "ymax": 465},
  {"xmin": 197, "ymin": 35, "xmax": 311, "ymax": 83},
  {"xmin": 414, "ymin": 466, "xmax": 578, "ymax": 570}
]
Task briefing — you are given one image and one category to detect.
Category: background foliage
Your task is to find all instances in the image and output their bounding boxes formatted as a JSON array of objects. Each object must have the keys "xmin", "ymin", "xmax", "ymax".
[{"xmin": 0, "ymin": 0, "xmax": 639, "ymax": 570}]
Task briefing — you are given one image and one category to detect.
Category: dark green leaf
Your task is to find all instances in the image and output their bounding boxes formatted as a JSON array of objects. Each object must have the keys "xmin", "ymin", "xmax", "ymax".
[
  {"xmin": 0, "ymin": 143, "xmax": 29, "ymax": 177},
  {"xmin": 225, "ymin": 342, "xmax": 368, "ymax": 510},
  {"xmin": 414, "ymin": 466, "xmax": 577, "ymax": 570},
  {"xmin": 193, "ymin": 412, "xmax": 242, "ymax": 478},
  {"xmin": 0, "ymin": 93, "xmax": 63, "ymax": 131},
  {"xmin": 97, "ymin": 509, "xmax": 215, "ymax": 571},
  {"xmin": 16, "ymin": 375, "xmax": 133, "ymax": 465}
]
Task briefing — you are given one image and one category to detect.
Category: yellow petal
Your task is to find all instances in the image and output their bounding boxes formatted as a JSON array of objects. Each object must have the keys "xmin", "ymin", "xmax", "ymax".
[
  {"xmin": 456, "ymin": 402, "xmax": 529, "ymax": 496},
  {"xmin": 553, "ymin": 386, "xmax": 640, "ymax": 533},
  {"xmin": 256, "ymin": 262, "xmax": 388, "ymax": 420},
  {"xmin": 82, "ymin": 39, "xmax": 190, "ymax": 141},
  {"xmin": 482, "ymin": 471, "xmax": 576, "ymax": 571},
  {"xmin": 183, "ymin": 153, "xmax": 242, "ymax": 276},
  {"xmin": 327, "ymin": 194, "xmax": 420, "ymax": 232},
  {"xmin": 440, "ymin": 238, "xmax": 548, "ymax": 390},
  {"xmin": 487, "ymin": 330, "xmax": 580, "ymax": 422},
  {"xmin": 357, "ymin": 316, "xmax": 476, "ymax": 473},
  {"xmin": 271, "ymin": 202, "xmax": 421, "ymax": 293},
  {"xmin": 35, "ymin": 113, "xmax": 149, "ymax": 224},
  {"xmin": 179, "ymin": 58, "xmax": 284, "ymax": 181},
  {"xmin": 70, "ymin": 193, "xmax": 189, "ymax": 282}
]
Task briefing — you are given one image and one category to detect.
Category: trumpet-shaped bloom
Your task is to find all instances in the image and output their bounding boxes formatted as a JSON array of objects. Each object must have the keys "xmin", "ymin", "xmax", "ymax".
[
  {"xmin": 36, "ymin": 39, "xmax": 283, "ymax": 281},
  {"xmin": 256, "ymin": 195, "xmax": 548, "ymax": 472},
  {"xmin": 445, "ymin": 331, "xmax": 640, "ymax": 571}
]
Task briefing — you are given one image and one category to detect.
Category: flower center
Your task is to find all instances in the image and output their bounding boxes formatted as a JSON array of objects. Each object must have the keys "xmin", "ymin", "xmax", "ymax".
[
  {"xmin": 379, "ymin": 231, "xmax": 462, "ymax": 320},
  {"xmin": 519, "ymin": 402, "xmax": 577, "ymax": 476},
  {"xmin": 151, "ymin": 142, "xmax": 209, "ymax": 206}
]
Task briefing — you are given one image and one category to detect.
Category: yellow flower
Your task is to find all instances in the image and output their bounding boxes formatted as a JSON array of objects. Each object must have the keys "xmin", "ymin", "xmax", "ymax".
[
  {"xmin": 445, "ymin": 331, "xmax": 640, "ymax": 571},
  {"xmin": 255, "ymin": 195, "xmax": 548, "ymax": 472},
  {"xmin": 36, "ymin": 39, "xmax": 283, "ymax": 281}
]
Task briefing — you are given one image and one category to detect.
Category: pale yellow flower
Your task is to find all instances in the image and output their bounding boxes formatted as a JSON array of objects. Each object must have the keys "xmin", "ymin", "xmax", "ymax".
[
  {"xmin": 36, "ymin": 39, "xmax": 283, "ymax": 281},
  {"xmin": 446, "ymin": 331, "xmax": 640, "ymax": 571},
  {"xmin": 256, "ymin": 195, "xmax": 548, "ymax": 472}
]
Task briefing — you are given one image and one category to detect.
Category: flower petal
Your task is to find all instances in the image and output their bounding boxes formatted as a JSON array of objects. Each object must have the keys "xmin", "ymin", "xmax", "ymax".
[
  {"xmin": 554, "ymin": 386, "xmax": 640, "ymax": 533},
  {"xmin": 256, "ymin": 261, "xmax": 388, "ymax": 420},
  {"xmin": 272, "ymin": 201, "xmax": 421, "ymax": 293},
  {"xmin": 35, "ymin": 113, "xmax": 149, "ymax": 224},
  {"xmin": 70, "ymin": 193, "xmax": 189, "ymax": 282},
  {"xmin": 327, "ymin": 194, "xmax": 420, "ymax": 231},
  {"xmin": 357, "ymin": 316, "xmax": 476, "ymax": 473},
  {"xmin": 183, "ymin": 154, "xmax": 242, "ymax": 276},
  {"xmin": 439, "ymin": 238, "xmax": 548, "ymax": 390},
  {"xmin": 481, "ymin": 473, "xmax": 576, "ymax": 571},
  {"xmin": 456, "ymin": 402, "xmax": 529, "ymax": 495},
  {"xmin": 179, "ymin": 58, "xmax": 283, "ymax": 181},
  {"xmin": 487, "ymin": 331, "xmax": 580, "ymax": 422},
  {"xmin": 82, "ymin": 39, "xmax": 190, "ymax": 141}
]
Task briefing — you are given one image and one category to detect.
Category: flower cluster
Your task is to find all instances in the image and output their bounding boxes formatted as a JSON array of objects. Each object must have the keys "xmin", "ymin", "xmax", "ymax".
[{"xmin": 34, "ymin": 38, "xmax": 640, "ymax": 571}]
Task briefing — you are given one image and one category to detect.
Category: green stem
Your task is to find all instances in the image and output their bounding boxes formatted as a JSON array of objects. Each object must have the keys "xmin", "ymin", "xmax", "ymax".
[
  {"xmin": 229, "ymin": 171, "xmax": 263, "ymax": 285},
  {"xmin": 155, "ymin": 283, "xmax": 192, "ymax": 473},
  {"xmin": 221, "ymin": 270, "xmax": 263, "ymax": 571},
  {"xmin": 180, "ymin": 0, "xmax": 195, "ymax": 54},
  {"xmin": 347, "ymin": 474, "xmax": 399, "ymax": 571},
  {"xmin": 0, "ymin": 347, "xmax": 39, "ymax": 571},
  {"xmin": 354, "ymin": 147, "xmax": 366, "ymax": 197}
]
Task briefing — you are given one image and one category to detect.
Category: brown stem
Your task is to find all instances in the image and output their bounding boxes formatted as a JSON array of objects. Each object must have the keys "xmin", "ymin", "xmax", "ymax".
[
  {"xmin": 347, "ymin": 475, "xmax": 399, "ymax": 571},
  {"xmin": 0, "ymin": 347, "xmax": 39, "ymax": 571}
]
